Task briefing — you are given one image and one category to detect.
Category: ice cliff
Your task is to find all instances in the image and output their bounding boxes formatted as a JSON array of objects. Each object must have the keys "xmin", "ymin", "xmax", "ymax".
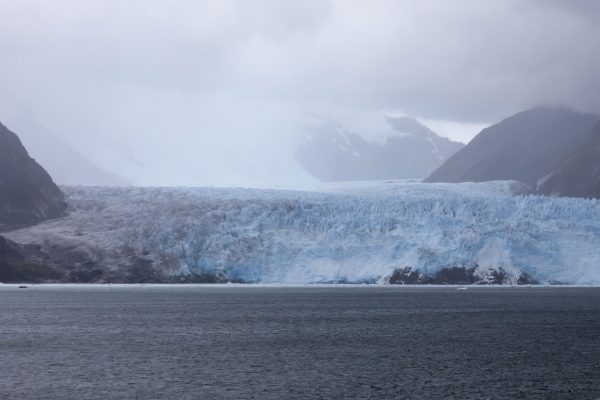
[{"xmin": 6, "ymin": 181, "xmax": 600, "ymax": 284}]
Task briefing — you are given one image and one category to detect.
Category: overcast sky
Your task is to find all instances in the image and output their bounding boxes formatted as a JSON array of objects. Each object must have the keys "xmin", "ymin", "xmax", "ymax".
[{"xmin": 1, "ymin": 0, "xmax": 599, "ymax": 186}]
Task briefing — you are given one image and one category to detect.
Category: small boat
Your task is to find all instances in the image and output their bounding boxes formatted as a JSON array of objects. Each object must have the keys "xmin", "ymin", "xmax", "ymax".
[{"xmin": 18, "ymin": 285, "xmax": 28, "ymax": 289}]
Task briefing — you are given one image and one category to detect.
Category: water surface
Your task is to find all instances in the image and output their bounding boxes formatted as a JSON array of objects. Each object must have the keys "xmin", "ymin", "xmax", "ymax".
[{"xmin": 1, "ymin": 285, "xmax": 599, "ymax": 399}]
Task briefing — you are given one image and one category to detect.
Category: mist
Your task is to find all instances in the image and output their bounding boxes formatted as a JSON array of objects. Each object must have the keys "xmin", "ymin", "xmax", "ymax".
[{"xmin": 1, "ymin": 0, "xmax": 600, "ymax": 186}]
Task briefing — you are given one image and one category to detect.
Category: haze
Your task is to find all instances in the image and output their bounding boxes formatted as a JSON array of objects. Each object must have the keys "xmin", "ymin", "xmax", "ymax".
[{"xmin": 1, "ymin": 0, "xmax": 599, "ymax": 187}]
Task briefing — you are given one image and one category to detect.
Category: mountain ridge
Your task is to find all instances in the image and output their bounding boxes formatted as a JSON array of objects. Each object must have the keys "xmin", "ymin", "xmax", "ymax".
[
  {"xmin": 296, "ymin": 116, "xmax": 464, "ymax": 181},
  {"xmin": 425, "ymin": 106, "xmax": 599, "ymax": 186},
  {"xmin": 538, "ymin": 121, "xmax": 600, "ymax": 198},
  {"xmin": 0, "ymin": 121, "xmax": 66, "ymax": 230}
]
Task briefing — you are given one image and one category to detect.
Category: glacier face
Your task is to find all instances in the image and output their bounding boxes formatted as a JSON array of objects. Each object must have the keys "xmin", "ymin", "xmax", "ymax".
[{"xmin": 6, "ymin": 181, "xmax": 600, "ymax": 284}]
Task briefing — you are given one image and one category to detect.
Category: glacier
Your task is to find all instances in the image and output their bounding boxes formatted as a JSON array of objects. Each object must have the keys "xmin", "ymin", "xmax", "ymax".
[{"xmin": 6, "ymin": 180, "xmax": 600, "ymax": 284}]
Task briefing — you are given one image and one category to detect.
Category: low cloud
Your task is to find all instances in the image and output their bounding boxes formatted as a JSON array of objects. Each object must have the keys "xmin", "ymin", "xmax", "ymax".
[{"xmin": 1, "ymin": 0, "xmax": 599, "ymax": 185}]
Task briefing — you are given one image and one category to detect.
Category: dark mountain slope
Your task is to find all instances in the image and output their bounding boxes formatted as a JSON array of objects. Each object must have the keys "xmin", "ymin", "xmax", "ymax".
[
  {"xmin": 425, "ymin": 107, "xmax": 598, "ymax": 185},
  {"xmin": 0, "ymin": 122, "xmax": 66, "ymax": 230},
  {"xmin": 7, "ymin": 115, "xmax": 128, "ymax": 185},
  {"xmin": 538, "ymin": 122, "xmax": 600, "ymax": 198}
]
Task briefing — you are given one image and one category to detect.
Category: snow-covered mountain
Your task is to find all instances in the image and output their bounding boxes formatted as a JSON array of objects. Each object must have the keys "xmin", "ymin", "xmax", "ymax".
[
  {"xmin": 296, "ymin": 117, "xmax": 464, "ymax": 181},
  {"xmin": 6, "ymin": 181, "xmax": 600, "ymax": 284}
]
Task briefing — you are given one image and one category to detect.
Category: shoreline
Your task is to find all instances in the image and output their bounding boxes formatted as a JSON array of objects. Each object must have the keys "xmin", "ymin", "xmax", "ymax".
[{"xmin": 1, "ymin": 283, "xmax": 598, "ymax": 289}]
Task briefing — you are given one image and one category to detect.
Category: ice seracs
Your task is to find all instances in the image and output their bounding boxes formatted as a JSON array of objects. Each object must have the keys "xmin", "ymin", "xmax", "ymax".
[{"xmin": 5, "ymin": 180, "xmax": 600, "ymax": 284}]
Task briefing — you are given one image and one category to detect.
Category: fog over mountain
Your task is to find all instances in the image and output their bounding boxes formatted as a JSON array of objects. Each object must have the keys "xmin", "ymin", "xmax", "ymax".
[
  {"xmin": 1, "ymin": 1, "xmax": 600, "ymax": 186},
  {"xmin": 4, "ymin": 111, "xmax": 128, "ymax": 186},
  {"xmin": 297, "ymin": 117, "xmax": 464, "ymax": 181}
]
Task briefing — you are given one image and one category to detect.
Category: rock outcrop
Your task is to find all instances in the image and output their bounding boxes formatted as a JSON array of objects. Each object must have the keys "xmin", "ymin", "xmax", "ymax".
[
  {"xmin": 385, "ymin": 266, "xmax": 539, "ymax": 285},
  {"xmin": 0, "ymin": 235, "xmax": 59, "ymax": 282}
]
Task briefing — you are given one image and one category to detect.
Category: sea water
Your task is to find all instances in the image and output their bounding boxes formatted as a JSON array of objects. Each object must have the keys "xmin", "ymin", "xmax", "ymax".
[{"xmin": 1, "ymin": 285, "xmax": 599, "ymax": 399}]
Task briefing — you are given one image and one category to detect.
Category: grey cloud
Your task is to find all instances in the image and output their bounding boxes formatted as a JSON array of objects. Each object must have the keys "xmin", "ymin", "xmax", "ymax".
[{"xmin": 0, "ymin": 0, "xmax": 599, "ymax": 185}]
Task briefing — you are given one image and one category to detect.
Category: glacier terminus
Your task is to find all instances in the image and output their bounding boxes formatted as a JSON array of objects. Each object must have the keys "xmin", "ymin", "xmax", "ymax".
[{"xmin": 6, "ymin": 180, "xmax": 600, "ymax": 285}]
